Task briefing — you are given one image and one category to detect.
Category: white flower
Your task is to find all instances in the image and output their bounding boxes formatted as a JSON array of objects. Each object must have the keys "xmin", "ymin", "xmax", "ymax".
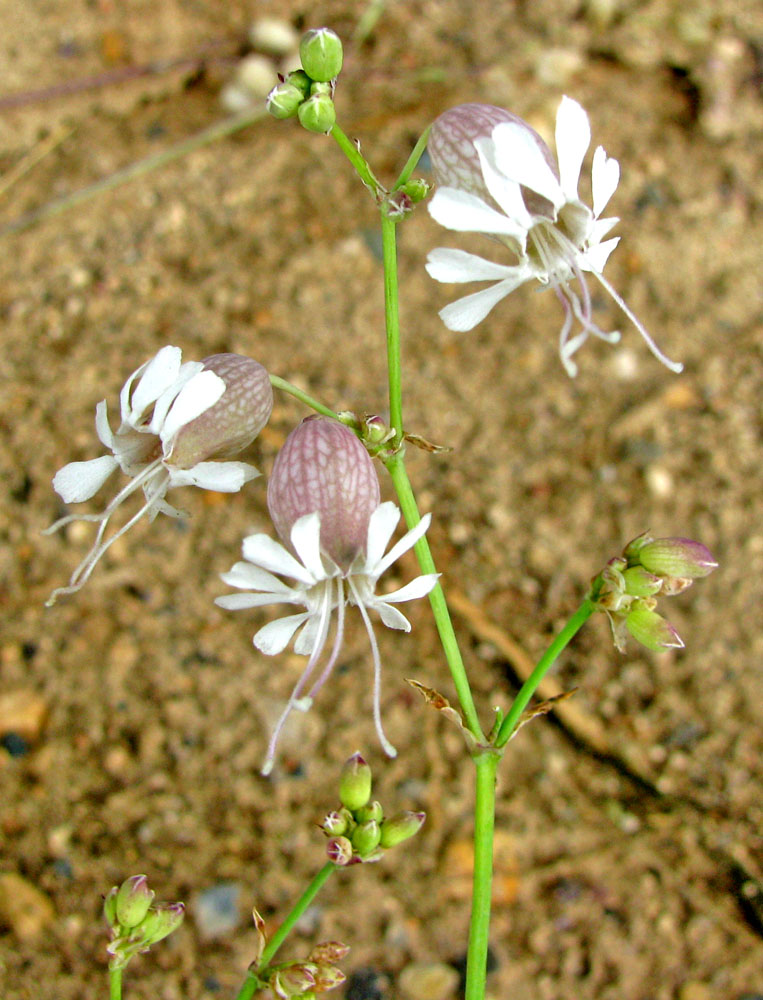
[
  {"xmin": 426, "ymin": 96, "xmax": 683, "ymax": 376},
  {"xmin": 45, "ymin": 346, "xmax": 272, "ymax": 605},
  {"xmin": 216, "ymin": 501, "xmax": 438, "ymax": 775}
]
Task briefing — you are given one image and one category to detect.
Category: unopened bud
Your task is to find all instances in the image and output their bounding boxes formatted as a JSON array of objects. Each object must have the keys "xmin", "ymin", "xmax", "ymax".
[
  {"xmin": 354, "ymin": 799, "xmax": 384, "ymax": 824},
  {"xmin": 299, "ymin": 28, "xmax": 343, "ymax": 82},
  {"xmin": 321, "ymin": 809, "xmax": 352, "ymax": 837},
  {"xmin": 339, "ymin": 752, "xmax": 372, "ymax": 812},
  {"xmin": 622, "ymin": 565, "xmax": 662, "ymax": 598},
  {"xmin": 326, "ymin": 836, "xmax": 354, "ymax": 866},
  {"xmin": 168, "ymin": 354, "xmax": 273, "ymax": 469},
  {"xmin": 312, "ymin": 964, "xmax": 347, "ymax": 992},
  {"xmin": 114, "ymin": 874, "xmax": 155, "ymax": 929},
  {"xmin": 298, "ymin": 92, "xmax": 336, "ymax": 134},
  {"xmin": 267, "ymin": 80, "xmax": 307, "ymax": 119},
  {"xmin": 308, "ymin": 941, "xmax": 351, "ymax": 964},
  {"xmin": 272, "ymin": 963, "xmax": 318, "ymax": 998},
  {"xmin": 351, "ymin": 819, "xmax": 381, "ymax": 857},
  {"xmin": 139, "ymin": 902, "xmax": 185, "ymax": 946},
  {"xmin": 379, "ymin": 810, "xmax": 426, "ymax": 848},
  {"xmin": 625, "ymin": 601, "xmax": 684, "ymax": 652},
  {"xmin": 103, "ymin": 886, "xmax": 119, "ymax": 927},
  {"xmin": 637, "ymin": 537, "xmax": 718, "ymax": 580}
]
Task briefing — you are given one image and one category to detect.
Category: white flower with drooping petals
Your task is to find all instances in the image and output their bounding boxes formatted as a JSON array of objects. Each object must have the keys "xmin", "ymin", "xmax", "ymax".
[
  {"xmin": 216, "ymin": 416, "xmax": 438, "ymax": 775},
  {"xmin": 426, "ymin": 97, "xmax": 683, "ymax": 376},
  {"xmin": 45, "ymin": 346, "xmax": 273, "ymax": 605}
]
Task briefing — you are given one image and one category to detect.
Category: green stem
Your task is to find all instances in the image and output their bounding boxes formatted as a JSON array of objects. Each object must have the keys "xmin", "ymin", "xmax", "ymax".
[
  {"xmin": 109, "ymin": 967, "xmax": 122, "ymax": 1000},
  {"xmin": 269, "ymin": 374, "xmax": 342, "ymax": 421},
  {"xmin": 233, "ymin": 863, "xmax": 336, "ymax": 1000},
  {"xmin": 330, "ymin": 124, "xmax": 384, "ymax": 200},
  {"xmin": 392, "ymin": 124, "xmax": 431, "ymax": 191},
  {"xmin": 380, "ymin": 212, "xmax": 404, "ymax": 441},
  {"xmin": 385, "ymin": 454, "xmax": 484, "ymax": 742},
  {"xmin": 495, "ymin": 599, "xmax": 596, "ymax": 748},
  {"xmin": 465, "ymin": 752, "xmax": 499, "ymax": 1000}
]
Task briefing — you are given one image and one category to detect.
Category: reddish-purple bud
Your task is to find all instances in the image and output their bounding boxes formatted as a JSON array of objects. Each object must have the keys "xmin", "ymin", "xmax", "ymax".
[
  {"xmin": 326, "ymin": 836, "xmax": 354, "ymax": 866},
  {"xmin": 428, "ymin": 103, "xmax": 557, "ymax": 215},
  {"xmin": 308, "ymin": 941, "xmax": 351, "ymax": 965},
  {"xmin": 312, "ymin": 964, "xmax": 346, "ymax": 992},
  {"xmin": 267, "ymin": 416, "xmax": 380, "ymax": 569},
  {"xmin": 168, "ymin": 354, "xmax": 273, "ymax": 469}
]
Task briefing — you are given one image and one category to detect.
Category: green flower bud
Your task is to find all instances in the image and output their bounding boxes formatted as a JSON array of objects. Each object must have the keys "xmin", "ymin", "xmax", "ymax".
[
  {"xmin": 379, "ymin": 810, "xmax": 426, "ymax": 848},
  {"xmin": 103, "ymin": 886, "xmax": 119, "ymax": 927},
  {"xmin": 350, "ymin": 819, "xmax": 381, "ymax": 857},
  {"xmin": 397, "ymin": 178, "xmax": 431, "ymax": 203},
  {"xmin": 272, "ymin": 963, "xmax": 318, "ymax": 998},
  {"xmin": 286, "ymin": 70, "xmax": 312, "ymax": 99},
  {"xmin": 309, "ymin": 80, "xmax": 332, "ymax": 97},
  {"xmin": 138, "ymin": 902, "xmax": 185, "ymax": 947},
  {"xmin": 115, "ymin": 875, "xmax": 155, "ymax": 929},
  {"xmin": 297, "ymin": 93, "xmax": 336, "ymax": 134},
  {"xmin": 313, "ymin": 964, "xmax": 347, "ymax": 992},
  {"xmin": 622, "ymin": 565, "xmax": 662, "ymax": 598},
  {"xmin": 339, "ymin": 752, "xmax": 372, "ymax": 812},
  {"xmin": 354, "ymin": 799, "xmax": 384, "ymax": 824},
  {"xmin": 625, "ymin": 601, "xmax": 684, "ymax": 652},
  {"xmin": 299, "ymin": 28, "xmax": 343, "ymax": 82},
  {"xmin": 266, "ymin": 81, "xmax": 306, "ymax": 120},
  {"xmin": 321, "ymin": 809, "xmax": 350, "ymax": 837},
  {"xmin": 637, "ymin": 537, "xmax": 718, "ymax": 580}
]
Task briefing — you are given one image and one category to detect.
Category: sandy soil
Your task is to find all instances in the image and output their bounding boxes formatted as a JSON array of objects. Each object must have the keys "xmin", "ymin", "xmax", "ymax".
[{"xmin": 1, "ymin": 1, "xmax": 762, "ymax": 998}]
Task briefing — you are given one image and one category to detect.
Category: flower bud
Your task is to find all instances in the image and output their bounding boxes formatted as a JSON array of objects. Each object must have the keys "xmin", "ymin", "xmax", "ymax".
[
  {"xmin": 428, "ymin": 103, "xmax": 557, "ymax": 215},
  {"xmin": 326, "ymin": 836, "xmax": 354, "ymax": 866},
  {"xmin": 625, "ymin": 601, "xmax": 684, "ymax": 652},
  {"xmin": 338, "ymin": 752, "xmax": 373, "ymax": 812},
  {"xmin": 299, "ymin": 28, "xmax": 343, "ymax": 82},
  {"xmin": 267, "ymin": 80, "xmax": 307, "ymax": 119},
  {"xmin": 272, "ymin": 963, "xmax": 318, "ymax": 998},
  {"xmin": 622, "ymin": 565, "xmax": 663, "ymax": 598},
  {"xmin": 298, "ymin": 93, "xmax": 336, "ymax": 134},
  {"xmin": 637, "ymin": 537, "xmax": 718, "ymax": 580},
  {"xmin": 354, "ymin": 799, "xmax": 384, "ymax": 824},
  {"xmin": 167, "ymin": 354, "xmax": 273, "ymax": 469},
  {"xmin": 267, "ymin": 417, "xmax": 380, "ymax": 570},
  {"xmin": 103, "ymin": 886, "xmax": 119, "ymax": 927},
  {"xmin": 312, "ymin": 964, "xmax": 347, "ymax": 992},
  {"xmin": 114, "ymin": 874, "xmax": 155, "ymax": 928},
  {"xmin": 321, "ymin": 809, "xmax": 351, "ymax": 837},
  {"xmin": 308, "ymin": 941, "xmax": 351, "ymax": 964},
  {"xmin": 379, "ymin": 810, "xmax": 426, "ymax": 848},
  {"xmin": 138, "ymin": 902, "xmax": 186, "ymax": 946},
  {"xmin": 351, "ymin": 819, "xmax": 382, "ymax": 857}
]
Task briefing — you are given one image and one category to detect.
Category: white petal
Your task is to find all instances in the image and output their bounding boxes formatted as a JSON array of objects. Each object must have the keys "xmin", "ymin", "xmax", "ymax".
[
  {"xmin": 53, "ymin": 455, "xmax": 119, "ymax": 503},
  {"xmin": 148, "ymin": 361, "xmax": 205, "ymax": 434},
  {"xmin": 160, "ymin": 370, "xmax": 225, "ymax": 444},
  {"xmin": 588, "ymin": 215, "xmax": 619, "ymax": 245},
  {"xmin": 555, "ymin": 96, "xmax": 591, "ymax": 201},
  {"xmin": 475, "ymin": 137, "xmax": 534, "ymax": 229},
  {"xmin": 438, "ymin": 272, "xmax": 531, "ymax": 331},
  {"xmin": 372, "ymin": 602, "xmax": 412, "ymax": 631},
  {"xmin": 121, "ymin": 346, "xmax": 182, "ymax": 426},
  {"xmin": 378, "ymin": 573, "xmax": 440, "ymax": 604},
  {"xmin": 293, "ymin": 612, "xmax": 326, "ymax": 656},
  {"xmin": 95, "ymin": 401, "xmax": 114, "ymax": 449},
  {"xmin": 581, "ymin": 236, "xmax": 620, "ymax": 273},
  {"xmin": 426, "ymin": 248, "xmax": 520, "ymax": 284},
  {"xmin": 290, "ymin": 512, "xmax": 329, "ymax": 581},
  {"xmin": 220, "ymin": 561, "xmax": 298, "ymax": 594},
  {"xmin": 364, "ymin": 503, "xmax": 401, "ymax": 570},
  {"xmin": 241, "ymin": 533, "xmax": 317, "ymax": 585},
  {"xmin": 591, "ymin": 146, "xmax": 620, "ymax": 219},
  {"xmin": 216, "ymin": 591, "xmax": 303, "ymax": 610},
  {"xmin": 490, "ymin": 122, "xmax": 564, "ymax": 208},
  {"xmin": 374, "ymin": 513, "xmax": 432, "ymax": 577},
  {"xmin": 254, "ymin": 613, "xmax": 312, "ymax": 655},
  {"xmin": 428, "ymin": 187, "xmax": 528, "ymax": 239},
  {"xmin": 167, "ymin": 460, "xmax": 259, "ymax": 492}
]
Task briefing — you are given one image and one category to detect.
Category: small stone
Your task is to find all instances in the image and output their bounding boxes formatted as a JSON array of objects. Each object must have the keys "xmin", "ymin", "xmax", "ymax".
[
  {"xmin": 249, "ymin": 18, "xmax": 299, "ymax": 57},
  {"xmin": 0, "ymin": 873, "xmax": 56, "ymax": 940},
  {"xmin": 345, "ymin": 967, "xmax": 389, "ymax": 1000},
  {"xmin": 0, "ymin": 689, "xmax": 49, "ymax": 743},
  {"xmin": 193, "ymin": 882, "xmax": 243, "ymax": 940},
  {"xmin": 646, "ymin": 465, "xmax": 674, "ymax": 499},
  {"xmin": 399, "ymin": 962, "xmax": 459, "ymax": 1000}
]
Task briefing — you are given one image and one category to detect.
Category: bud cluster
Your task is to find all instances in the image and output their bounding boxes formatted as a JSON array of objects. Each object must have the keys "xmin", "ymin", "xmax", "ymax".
[
  {"xmin": 267, "ymin": 942, "xmax": 349, "ymax": 1000},
  {"xmin": 322, "ymin": 753, "xmax": 425, "ymax": 865},
  {"xmin": 103, "ymin": 875, "xmax": 185, "ymax": 971},
  {"xmin": 591, "ymin": 533, "xmax": 718, "ymax": 652},
  {"xmin": 267, "ymin": 28, "xmax": 343, "ymax": 134}
]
